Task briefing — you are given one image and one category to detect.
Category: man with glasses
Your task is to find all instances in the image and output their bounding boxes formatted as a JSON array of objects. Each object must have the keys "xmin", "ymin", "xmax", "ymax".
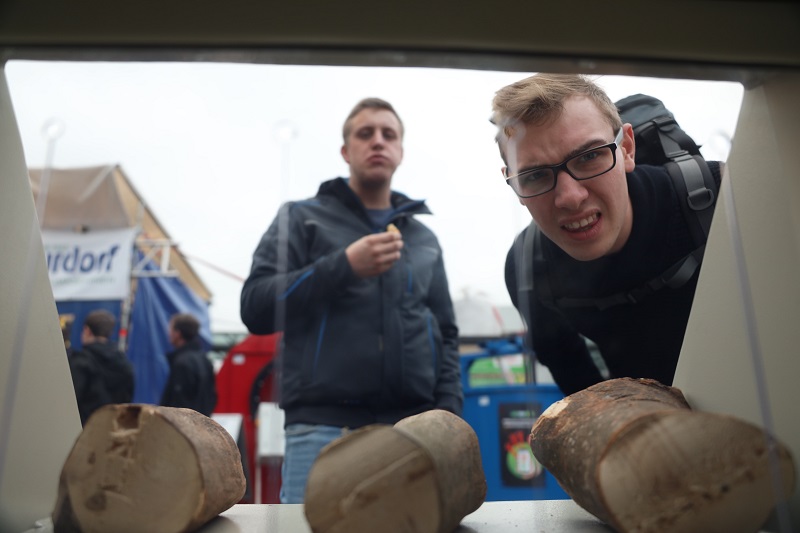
[
  {"xmin": 241, "ymin": 97, "xmax": 462, "ymax": 503},
  {"xmin": 493, "ymin": 73, "xmax": 721, "ymax": 395}
]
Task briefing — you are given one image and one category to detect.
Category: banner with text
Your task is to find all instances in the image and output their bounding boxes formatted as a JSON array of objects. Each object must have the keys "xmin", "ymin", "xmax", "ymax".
[{"xmin": 42, "ymin": 228, "xmax": 137, "ymax": 301}]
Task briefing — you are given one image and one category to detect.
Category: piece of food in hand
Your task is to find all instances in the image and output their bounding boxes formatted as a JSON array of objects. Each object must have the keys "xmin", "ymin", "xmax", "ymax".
[
  {"xmin": 529, "ymin": 377, "xmax": 796, "ymax": 533},
  {"xmin": 305, "ymin": 409, "xmax": 486, "ymax": 533},
  {"xmin": 53, "ymin": 404, "xmax": 246, "ymax": 533},
  {"xmin": 386, "ymin": 223, "xmax": 400, "ymax": 234}
]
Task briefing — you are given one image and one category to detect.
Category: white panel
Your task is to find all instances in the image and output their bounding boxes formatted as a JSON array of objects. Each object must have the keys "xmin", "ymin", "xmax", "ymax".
[
  {"xmin": 257, "ymin": 402, "xmax": 285, "ymax": 460},
  {"xmin": 0, "ymin": 67, "xmax": 82, "ymax": 532},
  {"xmin": 676, "ymin": 73, "xmax": 800, "ymax": 530}
]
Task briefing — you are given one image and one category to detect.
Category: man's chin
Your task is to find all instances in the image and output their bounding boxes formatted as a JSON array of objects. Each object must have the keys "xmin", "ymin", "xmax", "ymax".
[
  {"xmin": 556, "ymin": 237, "xmax": 609, "ymax": 262},
  {"xmin": 359, "ymin": 174, "xmax": 392, "ymax": 190}
]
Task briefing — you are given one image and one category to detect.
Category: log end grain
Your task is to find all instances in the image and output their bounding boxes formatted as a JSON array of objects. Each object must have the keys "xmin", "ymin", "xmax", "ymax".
[
  {"xmin": 598, "ymin": 411, "xmax": 796, "ymax": 533},
  {"xmin": 53, "ymin": 404, "xmax": 245, "ymax": 533},
  {"xmin": 305, "ymin": 425, "xmax": 441, "ymax": 533},
  {"xmin": 304, "ymin": 410, "xmax": 487, "ymax": 533},
  {"xmin": 529, "ymin": 378, "xmax": 796, "ymax": 533}
]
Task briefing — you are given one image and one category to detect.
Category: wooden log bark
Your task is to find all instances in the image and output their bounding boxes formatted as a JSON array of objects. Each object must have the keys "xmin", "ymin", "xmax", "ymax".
[
  {"xmin": 530, "ymin": 377, "xmax": 796, "ymax": 533},
  {"xmin": 53, "ymin": 404, "xmax": 246, "ymax": 533},
  {"xmin": 304, "ymin": 409, "xmax": 486, "ymax": 533}
]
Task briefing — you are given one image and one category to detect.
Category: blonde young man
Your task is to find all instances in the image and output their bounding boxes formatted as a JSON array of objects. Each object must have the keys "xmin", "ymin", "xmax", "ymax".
[
  {"xmin": 494, "ymin": 74, "xmax": 721, "ymax": 396},
  {"xmin": 241, "ymin": 98, "xmax": 461, "ymax": 503}
]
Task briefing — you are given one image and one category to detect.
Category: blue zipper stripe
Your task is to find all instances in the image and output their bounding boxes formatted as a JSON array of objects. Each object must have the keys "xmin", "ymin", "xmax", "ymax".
[
  {"xmin": 406, "ymin": 265, "xmax": 413, "ymax": 293},
  {"xmin": 312, "ymin": 311, "xmax": 328, "ymax": 378},
  {"xmin": 427, "ymin": 315, "xmax": 438, "ymax": 370},
  {"xmin": 279, "ymin": 269, "xmax": 314, "ymax": 300}
]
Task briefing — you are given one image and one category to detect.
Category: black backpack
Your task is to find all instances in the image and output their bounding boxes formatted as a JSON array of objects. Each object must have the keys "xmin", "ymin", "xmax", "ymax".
[
  {"xmin": 515, "ymin": 94, "xmax": 719, "ymax": 310},
  {"xmin": 616, "ymin": 94, "xmax": 717, "ymax": 248}
]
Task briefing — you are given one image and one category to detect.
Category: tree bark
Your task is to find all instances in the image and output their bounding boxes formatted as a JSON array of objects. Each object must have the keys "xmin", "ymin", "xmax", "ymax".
[
  {"xmin": 530, "ymin": 377, "xmax": 796, "ymax": 533},
  {"xmin": 53, "ymin": 404, "xmax": 245, "ymax": 533},
  {"xmin": 304, "ymin": 409, "xmax": 486, "ymax": 533}
]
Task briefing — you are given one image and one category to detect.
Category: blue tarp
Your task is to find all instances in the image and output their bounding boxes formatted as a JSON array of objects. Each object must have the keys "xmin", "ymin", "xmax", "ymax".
[
  {"xmin": 127, "ymin": 259, "xmax": 211, "ymax": 404},
  {"xmin": 58, "ymin": 300, "xmax": 122, "ymax": 350}
]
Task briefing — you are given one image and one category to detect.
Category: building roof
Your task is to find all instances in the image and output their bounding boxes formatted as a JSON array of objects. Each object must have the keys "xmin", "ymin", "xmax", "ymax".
[{"xmin": 29, "ymin": 164, "xmax": 211, "ymax": 303}]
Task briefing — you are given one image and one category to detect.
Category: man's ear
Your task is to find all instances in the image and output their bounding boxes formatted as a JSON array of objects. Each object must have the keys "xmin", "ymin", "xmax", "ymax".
[
  {"xmin": 622, "ymin": 123, "xmax": 636, "ymax": 172},
  {"xmin": 340, "ymin": 144, "xmax": 350, "ymax": 164}
]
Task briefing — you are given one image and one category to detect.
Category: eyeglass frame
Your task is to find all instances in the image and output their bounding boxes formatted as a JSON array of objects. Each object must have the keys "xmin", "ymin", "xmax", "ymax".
[{"xmin": 504, "ymin": 128, "xmax": 625, "ymax": 199}]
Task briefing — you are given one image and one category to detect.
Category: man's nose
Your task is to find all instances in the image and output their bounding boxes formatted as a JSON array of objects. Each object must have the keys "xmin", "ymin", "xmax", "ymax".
[
  {"xmin": 553, "ymin": 169, "xmax": 588, "ymax": 209},
  {"xmin": 370, "ymin": 132, "xmax": 387, "ymax": 146}
]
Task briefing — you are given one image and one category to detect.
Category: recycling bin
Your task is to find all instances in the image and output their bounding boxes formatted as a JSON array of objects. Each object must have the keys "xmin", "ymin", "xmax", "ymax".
[{"xmin": 460, "ymin": 337, "xmax": 569, "ymax": 501}]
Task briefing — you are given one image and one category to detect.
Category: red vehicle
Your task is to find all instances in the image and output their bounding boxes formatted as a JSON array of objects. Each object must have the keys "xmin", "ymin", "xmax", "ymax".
[{"xmin": 214, "ymin": 333, "xmax": 282, "ymax": 503}]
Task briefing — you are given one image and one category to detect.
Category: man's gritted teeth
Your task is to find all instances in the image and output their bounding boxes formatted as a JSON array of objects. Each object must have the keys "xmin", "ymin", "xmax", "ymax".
[{"xmin": 562, "ymin": 212, "xmax": 600, "ymax": 232}]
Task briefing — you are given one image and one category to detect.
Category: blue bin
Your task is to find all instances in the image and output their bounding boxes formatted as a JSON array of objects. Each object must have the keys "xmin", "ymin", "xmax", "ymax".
[{"xmin": 460, "ymin": 338, "xmax": 569, "ymax": 501}]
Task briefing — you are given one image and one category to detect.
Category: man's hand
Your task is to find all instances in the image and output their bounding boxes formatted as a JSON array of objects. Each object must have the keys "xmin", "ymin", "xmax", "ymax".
[{"xmin": 346, "ymin": 231, "xmax": 403, "ymax": 278}]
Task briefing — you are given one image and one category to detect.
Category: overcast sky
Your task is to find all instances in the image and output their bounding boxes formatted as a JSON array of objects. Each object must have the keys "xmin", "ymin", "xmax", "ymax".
[{"xmin": 5, "ymin": 61, "xmax": 744, "ymax": 333}]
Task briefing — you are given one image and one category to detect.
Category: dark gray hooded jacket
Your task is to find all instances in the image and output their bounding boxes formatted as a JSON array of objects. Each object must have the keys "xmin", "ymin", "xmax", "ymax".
[{"xmin": 241, "ymin": 177, "xmax": 462, "ymax": 428}]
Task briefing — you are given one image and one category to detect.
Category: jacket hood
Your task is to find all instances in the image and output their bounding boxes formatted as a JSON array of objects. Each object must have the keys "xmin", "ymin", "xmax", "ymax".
[
  {"xmin": 167, "ymin": 337, "xmax": 203, "ymax": 361},
  {"xmin": 317, "ymin": 177, "xmax": 432, "ymax": 219},
  {"xmin": 81, "ymin": 341, "xmax": 125, "ymax": 360}
]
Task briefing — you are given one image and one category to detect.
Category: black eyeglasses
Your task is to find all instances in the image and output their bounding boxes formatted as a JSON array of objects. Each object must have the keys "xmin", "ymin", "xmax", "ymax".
[{"xmin": 504, "ymin": 128, "xmax": 624, "ymax": 198}]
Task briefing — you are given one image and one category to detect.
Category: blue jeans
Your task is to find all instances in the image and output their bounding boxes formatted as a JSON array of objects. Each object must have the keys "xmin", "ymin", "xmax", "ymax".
[{"xmin": 280, "ymin": 423, "xmax": 347, "ymax": 504}]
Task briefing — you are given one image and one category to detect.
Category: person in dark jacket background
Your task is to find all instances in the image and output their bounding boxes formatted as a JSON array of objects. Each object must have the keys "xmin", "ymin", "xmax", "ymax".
[
  {"xmin": 68, "ymin": 309, "xmax": 135, "ymax": 425},
  {"xmin": 160, "ymin": 313, "xmax": 217, "ymax": 416},
  {"xmin": 241, "ymin": 97, "xmax": 462, "ymax": 503}
]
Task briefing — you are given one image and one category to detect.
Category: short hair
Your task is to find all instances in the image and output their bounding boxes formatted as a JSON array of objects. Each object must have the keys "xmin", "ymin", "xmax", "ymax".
[
  {"xmin": 171, "ymin": 313, "xmax": 200, "ymax": 342},
  {"xmin": 84, "ymin": 310, "xmax": 116, "ymax": 339},
  {"xmin": 491, "ymin": 74, "xmax": 622, "ymax": 163},
  {"xmin": 342, "ymin": 97, "xmax": 404, "ymax": 143}
]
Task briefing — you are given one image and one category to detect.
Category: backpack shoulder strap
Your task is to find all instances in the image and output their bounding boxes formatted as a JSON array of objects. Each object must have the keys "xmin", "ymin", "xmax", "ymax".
[
  {"xmin": 514, "ymin": 221, "xmax": 557, "ymax": 310},
  {"xmin": 513, "ymin": 222, "xmax": 534, "ymax": 293},
  {"xmin": 651, "ymin": 118, "xmax": 717, "ymax": 246},
  {"xmin": 665, "ymin": 154, "xmax": 716, "ymax": 245},
  {"xmin": 554, "ymin": 245, "xmax": 705, "ymax": 310}
]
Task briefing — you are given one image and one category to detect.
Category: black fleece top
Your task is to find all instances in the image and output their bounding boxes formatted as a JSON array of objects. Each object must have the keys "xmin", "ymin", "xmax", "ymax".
[
  {"xmin": 161, "ymin": 338, "xmax": 217, "ymax": 416},
  {"xmin": 69, "ymin": 341, "xmax": 135, "ymax": 425},
  {"xmin": 505, "ymin": 163, "xmax": 721, "ymax": 395}
]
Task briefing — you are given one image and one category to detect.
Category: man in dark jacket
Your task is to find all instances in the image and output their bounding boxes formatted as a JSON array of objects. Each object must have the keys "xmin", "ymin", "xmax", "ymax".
[
  {"xmin": 160, "ymin": 313, "xmax": 217, "ymax": 416},
  {"xmin": 241, "ymin": 97, "xmax": 462, "ymax": 503},
  {"xmin": 68, "ymin": 309, "xmax": 135, "ymax": 425},
  {"xmin": 493, "ymin": 74, "xmax": 720, "ymax": 396}
]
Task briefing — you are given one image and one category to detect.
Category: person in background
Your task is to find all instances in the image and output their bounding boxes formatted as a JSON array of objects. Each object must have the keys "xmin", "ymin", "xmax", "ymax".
[
  {"xmin": 493, "ymin": 73, "xmax": 722, "ymax": 396},
  {"xmin": 68, "ymin": 309, "xmax": 135, "ymax": 425},
  {"xmin": 60, "ymin": 314, "xmax": 74, "ymax": 357},
  {"xmin": 241, "ymin": 97, "xmax": 462, "ymax": 503},
  {"xmin": 160, "ymin": 312, "xmax": 217, "ymax": 416}
]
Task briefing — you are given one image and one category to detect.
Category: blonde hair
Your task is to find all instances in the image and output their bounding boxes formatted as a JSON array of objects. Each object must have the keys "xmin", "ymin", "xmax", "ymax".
[{"xmin": 491, "ymin": 74, "xmax": 622, "ymax": 163}]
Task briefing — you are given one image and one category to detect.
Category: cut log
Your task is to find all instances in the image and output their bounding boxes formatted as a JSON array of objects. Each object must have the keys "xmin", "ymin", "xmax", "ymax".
[
  {"xmin": 530, "ymin": 377, "xmax": 796, "ymax": 533},
  {"xmin": 304, "ymin": 409, "xmax": 486, "ymax": 533},
  {"xmin": 53, "ymin": 404, "xmax": 246, "ymax": 533}
]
